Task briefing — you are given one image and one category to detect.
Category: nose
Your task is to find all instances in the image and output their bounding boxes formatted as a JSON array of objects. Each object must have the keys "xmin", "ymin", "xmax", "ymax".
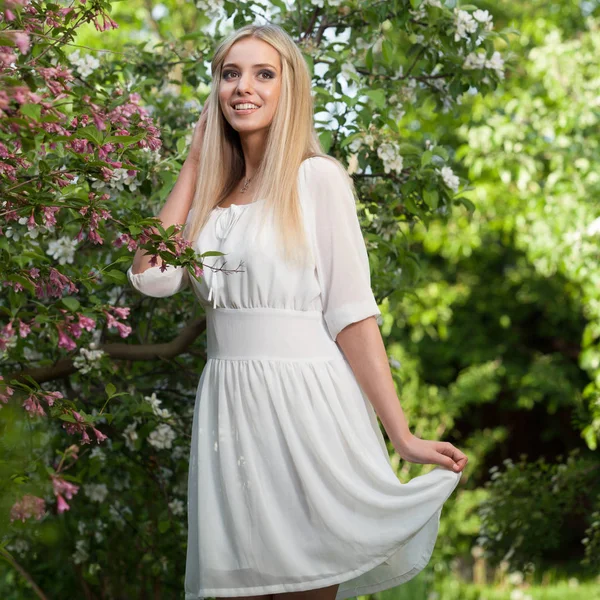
[{"xmin": 235, "ymin": 72, "xmax": 253, "ymax": 94}]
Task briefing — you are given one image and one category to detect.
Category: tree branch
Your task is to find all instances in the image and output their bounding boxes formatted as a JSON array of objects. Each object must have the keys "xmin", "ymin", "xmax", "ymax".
[{"xmin": 6, "ymin": 317, "xmax": 207, "ymax": 385}]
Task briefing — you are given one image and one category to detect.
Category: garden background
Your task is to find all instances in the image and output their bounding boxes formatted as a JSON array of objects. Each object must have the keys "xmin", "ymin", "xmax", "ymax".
[{"xmin": 1, "ymin": 0, "xmax": 599, "ymax": 598}]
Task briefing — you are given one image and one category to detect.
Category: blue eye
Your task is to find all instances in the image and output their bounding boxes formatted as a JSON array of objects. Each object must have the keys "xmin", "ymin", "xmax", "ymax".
[{"xmin": 223, "ymin": 70, "xmax": 275, "ymax": 80}]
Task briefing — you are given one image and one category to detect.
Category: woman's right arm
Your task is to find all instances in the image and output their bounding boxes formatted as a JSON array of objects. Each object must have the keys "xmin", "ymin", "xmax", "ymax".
[{"xmin": 127, "ymin": 106, "xmax": 208, "ymax": 298}]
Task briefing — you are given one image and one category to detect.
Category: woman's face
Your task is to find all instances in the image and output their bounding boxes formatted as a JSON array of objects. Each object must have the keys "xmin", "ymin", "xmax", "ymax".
[{"xmin": 218, "ymin": 37, "xmax": 282, "ymax": 135}]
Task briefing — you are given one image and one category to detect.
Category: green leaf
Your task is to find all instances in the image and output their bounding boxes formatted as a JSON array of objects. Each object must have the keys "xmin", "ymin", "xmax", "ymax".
[
  {"xmin": 158, "ymin": 520, "xmax": 171, "ymax": 533},
  {"xmin": 104, "ymin": 133, "xmax": 146, "ymax": 147},
  {"xmin": 398, "ymin": 143, "xmax": 421, "ymax": 156},
  {"xmin": 365, "ymin": 47, "xmax": 373, "ymax": 71},
  {"xmin": 177, "ymin": 136, "xmax": 188, "ymax": 155},
  {"xmin": 319, "ymin": 129, "xmax": 333, "ymax": 153},
  {"xmin": 78, "ymin": 126, "xmax": 102, "ymax": 146},
  {"xmin": 432, "ymin": 146, "xmax": 449, "ymax": 161},
  {"xmin": 20, "ymin": 103, "xmax": 42, "ymax": 121},
  {"xmin": 340, "ymin": 132, "xmax": 362, "ymax": 149},
  {"xmin": 421, "ymin": 150, "xmax": 433, "ymax": 167},
  {"xmin": 454, "ymin": 197, "xmax": 476, "ymax": 213},
  {"xmin": 61, "ymin": 297, "xmax": 80, "ymax": 311},
  {"xmin": 382, "ymin": 40, "xmax": 394, "ymax": 65},
  {"xmin": 103, "ymin": 270, "xmax": 127, "ymax": 284},
  {"xmin": 582, "ymin": 425, "xmax": 597, "ymax": 451},
  {"xmin": 423, "ymin": 189, "xmax": 439, "ymax": 209},
  {"xmin": 364, "ymin": 89, "xmax": 387, "ymax": 110},
  {"xmin": 106, "ymin": 383, "xmax": 116, "ymax": 398}
]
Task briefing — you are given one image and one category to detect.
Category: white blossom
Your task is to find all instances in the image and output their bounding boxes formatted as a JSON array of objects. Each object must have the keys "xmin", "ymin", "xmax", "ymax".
[
  {"xmin": 463, "ymin": 51, "xmax": 488, "ymax": 70},
  {"xmin": 6, "ymin": 538, "xmax": 29, "ymax": 557},
  {"xmin": 172, "ymin": 444, "xmax": 188, "ymax": 461},
  {"xmin": 169, "ymin": 498, "xmax": 185, "ymax": 516},
  {"xmin": 144, "ymin": 392, "xmax": 172, "ymax": 419},
  {"xmin": 195, "ymin": 0, "xmax": 224, "ymax": 16},
  {"xmin": 151, "ymin": 3, "xmax": 169, "ymax": 20},
  {"xmin": 340, "ymin": 61, "xmax": 359, "ymax": 84},
  {"xmin": 83, "ymin": 483, "xmax": 109, "ymax": 503},
  {"xmin": 586, "ymin": 217, "xmax": 600, "ymax": 236},
  {"xmin": 123, "ymin": 420, "xmax": 139, "ymax": 451},
  {"xmin": 46, "ymin": 236, "xmax": 78, "ymax": 265},
  {"xmin": 72, "ymin": 538, "xmax": 89, "ymax": 564},
  {"xmin": 410, "ymin": 0, "xmax": 444, "ymax": 20},
  {"xmin": 377, "ymin": 142, "xmax": 404, "ymax": 175},
  {"xmin": 89, "ymin": 447, "xmax": 106, "ymax": 462},
  {"xmin": 69, "ymin": 50, "xmax": 100, "ymax": 79},
  {"xmin": 73, "ymin": 345, "xmax": 105, "ymax": 375},
  {"xmin": 93, "ymin": 518, "xmax": 107, "ymax": 543},
  {"xmin": 473, "ymin": 9, "xmax": 494, "ymax": 30},
  {"xmin": 454, "ymin": 8, "xmax": 478, "ymax": 42},
  {"xmin": 147, "ymin": 423, "xmax": 176, "ymax": 450},
  {"xmin": 437, "ymin": 165, "xmax": 460, "ymax": 193}
]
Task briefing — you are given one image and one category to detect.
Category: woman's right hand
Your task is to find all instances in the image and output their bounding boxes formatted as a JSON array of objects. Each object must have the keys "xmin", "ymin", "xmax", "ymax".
[{"xmin": 187, "ymin": 98, "xmax": 210, "ymax": 164}]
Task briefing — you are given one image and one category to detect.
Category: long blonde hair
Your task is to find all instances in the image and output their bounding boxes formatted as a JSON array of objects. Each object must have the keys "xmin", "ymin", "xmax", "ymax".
[{"xmin": 184, "ymin": 23, "xmax": 329, "ymax": 266}]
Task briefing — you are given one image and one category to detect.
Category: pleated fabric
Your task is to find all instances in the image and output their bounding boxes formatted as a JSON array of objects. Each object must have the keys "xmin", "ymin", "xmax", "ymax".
[{"xmin": 126, "ymin": 156, "xmax": 462, "ymax": 599}]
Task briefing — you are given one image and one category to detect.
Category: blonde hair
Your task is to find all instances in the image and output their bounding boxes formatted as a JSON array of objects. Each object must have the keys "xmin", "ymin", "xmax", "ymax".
[{"xmin": 184, "ymin": 23, "xmax": 330, "ymax": 266}]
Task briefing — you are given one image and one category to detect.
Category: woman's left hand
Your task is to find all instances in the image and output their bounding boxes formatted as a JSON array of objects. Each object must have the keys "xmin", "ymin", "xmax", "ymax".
[{"xmin": 394, "ymin": 433, "xmax": 468, "ymax": 473}]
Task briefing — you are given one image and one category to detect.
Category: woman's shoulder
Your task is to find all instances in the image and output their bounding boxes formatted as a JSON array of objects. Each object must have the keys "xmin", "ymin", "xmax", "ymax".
[{"xmin": 299, "ymin": 154, "xmax": 348, "ymax": 184}]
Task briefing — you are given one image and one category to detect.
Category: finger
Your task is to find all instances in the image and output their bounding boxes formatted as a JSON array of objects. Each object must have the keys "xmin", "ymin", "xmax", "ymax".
[
  {"xmin": 436, "ymin": 452, "xmax": 459, "ymax": 471},
  {"xmin": 436, "ymin": 442, "xmax": 467, "ymax": 471}
]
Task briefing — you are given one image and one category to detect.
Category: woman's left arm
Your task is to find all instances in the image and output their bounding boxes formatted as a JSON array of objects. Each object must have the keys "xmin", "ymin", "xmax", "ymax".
[
  {"xmin": 302, "ymin": 156, "xmax": 467, "ymax": 473},
  {"xmin": 336, "ymin": 316, "xmax": 467, "ymax": 473}
]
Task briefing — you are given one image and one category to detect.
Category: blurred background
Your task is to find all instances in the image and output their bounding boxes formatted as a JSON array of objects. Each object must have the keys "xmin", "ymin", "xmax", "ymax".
[{"xmin": 1, "ymin": 0, "xmax": 599, "ymax": 598}]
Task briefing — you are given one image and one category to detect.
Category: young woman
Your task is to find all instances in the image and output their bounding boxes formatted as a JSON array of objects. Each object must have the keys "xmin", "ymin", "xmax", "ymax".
[{"xmin": 128, "ymin": 23, "xmax": 467, "ymax": 600}]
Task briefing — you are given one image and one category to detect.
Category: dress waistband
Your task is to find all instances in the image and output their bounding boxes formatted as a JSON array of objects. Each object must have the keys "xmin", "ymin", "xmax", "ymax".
[{"xmin": 204, "ymin": 307, "xmax": 341, "ymax": 361}]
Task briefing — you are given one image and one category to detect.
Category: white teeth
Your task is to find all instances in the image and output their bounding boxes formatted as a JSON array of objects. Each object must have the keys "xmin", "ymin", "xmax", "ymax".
[{"xmin": 234, "ymin": 104, "xmax": 259, "ymax": 110}]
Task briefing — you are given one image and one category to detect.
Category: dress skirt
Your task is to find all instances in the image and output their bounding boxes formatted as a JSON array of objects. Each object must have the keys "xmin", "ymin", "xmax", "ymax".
[{"xmin": 183, "ymin": 306, "xmax": 461, "ymax": 599}]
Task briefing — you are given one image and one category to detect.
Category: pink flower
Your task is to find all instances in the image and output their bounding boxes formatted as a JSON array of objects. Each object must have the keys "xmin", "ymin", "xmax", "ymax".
[
  {"xmin": 23, "ymin": 395, "xmax": 46, "ymax": 417},
  {"xmin": 52, "ymin": 475, "xmax": 79, "ymax": 500},
  {"xmin": 112, "ymin": 307, "xmax": 130, "ymax": 319},
  {"xmin": 10, "ymin": 494, "xmax": 46, "ymax": 523},
  {"xmin": 56, "ymin": 494, "xmax": 70, "ymax": 513},
  {"xmin": 57, "ymin": 327, "xmax": 77, "ymax": 351},
  {"xmin": 78, "ymin": 314, "xmax": 96, "ymax": 331},
  {"xmin": 0, "ymin": 376, "xmax": 14, "ymax": 405},
  {"xmin": 71, "ymin": 410, "xmax": 84, "ymax": 423},
  {"xmin": 88, "ymin": 229, "xmax": 103, "ymax": 245},
  {"xmin": 67, "ymin": 321, "xmax": 82, "ymax": 338},
  {"xmin": 115, "ymin": 322, "xmax": 132, "ymax": 338},
  {"xmin": 14, "ymin": 32, "xmax": 31, "ymax": 54},
  {"xmin": 92, "ymin": 427, "xmax": 107, "ymax": 443},
  {"xmin": 42, "ymin": 206, "xmax": 60, "ymax": 227},
  {"xmin": 41, "ymin": 390, "xmax": 63, "ymax": 406},
  {"xmin": 18, "ymin": 318, "xmax": 31, "ymax": 337}
]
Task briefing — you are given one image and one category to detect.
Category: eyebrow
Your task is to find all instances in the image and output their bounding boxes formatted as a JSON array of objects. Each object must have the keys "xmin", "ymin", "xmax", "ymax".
[{"xmin": 223, "ymin": 62, "xmax": 278, "ymax": 71}]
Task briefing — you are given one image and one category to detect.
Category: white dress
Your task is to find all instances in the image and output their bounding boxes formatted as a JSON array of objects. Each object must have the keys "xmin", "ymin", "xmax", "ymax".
[{"xmin": 127, "ymin": 156, "xmax": 462, "ymax": 600}]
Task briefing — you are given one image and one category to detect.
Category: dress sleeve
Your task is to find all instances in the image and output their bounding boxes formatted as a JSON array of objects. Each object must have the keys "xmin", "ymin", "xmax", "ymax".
[
  {"xmin": 301, "ymin": 156, "xmax": 381, "ymax": 342},
  {"xmin": 126, "ymin": 211, "xmax": 192, "ymax": 298}
]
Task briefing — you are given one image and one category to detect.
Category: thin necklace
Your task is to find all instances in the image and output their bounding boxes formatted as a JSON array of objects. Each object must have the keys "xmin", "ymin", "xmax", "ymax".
[{"xmin": 240, "ymin": 175, "xmax": 253, "ymax": 193}]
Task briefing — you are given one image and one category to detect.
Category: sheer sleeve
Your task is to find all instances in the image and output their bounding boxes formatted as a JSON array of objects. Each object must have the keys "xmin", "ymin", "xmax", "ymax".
[
  {"xmin": 126, "ymin": 210, "xmax": 192, "ymax": 298},
  {"xmin": 300, "ymin": 156, "xmax": 381, "ymax": 342}
]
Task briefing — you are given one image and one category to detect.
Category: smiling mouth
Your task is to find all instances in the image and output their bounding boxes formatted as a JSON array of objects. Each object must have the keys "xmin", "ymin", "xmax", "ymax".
[{"xmin": 233, "ymin": 104, "xmax": 260, "ymax": 113}]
